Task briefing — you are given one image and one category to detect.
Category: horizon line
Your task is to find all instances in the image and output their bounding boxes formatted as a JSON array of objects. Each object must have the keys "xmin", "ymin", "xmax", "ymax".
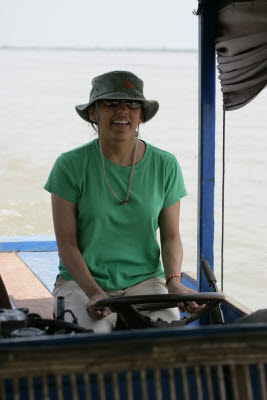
[{"xmin": 0, "ymin": 45, "xmax": 197, "ymax": 53}]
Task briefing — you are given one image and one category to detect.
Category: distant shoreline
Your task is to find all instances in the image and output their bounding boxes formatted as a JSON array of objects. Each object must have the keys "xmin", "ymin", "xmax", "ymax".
[{"xmin": 0, "ymin": 45, "xmax": 197, "ymax": 53}]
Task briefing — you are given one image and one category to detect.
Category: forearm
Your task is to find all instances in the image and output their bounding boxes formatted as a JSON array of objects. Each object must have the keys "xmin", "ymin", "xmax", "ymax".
[
  {"xmin": 57, "ymin": 242, "xmax": 104, "ymax": 298},
  {"xmin": 161, "ymin": 235, "xmax": 183, "ymax": 278}
]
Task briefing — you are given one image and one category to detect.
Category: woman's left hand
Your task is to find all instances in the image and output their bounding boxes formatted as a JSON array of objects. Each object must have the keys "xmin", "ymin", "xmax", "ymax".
[{"xmin": 167, "ymin": 279, "xmax": 205, "ymax": 314}]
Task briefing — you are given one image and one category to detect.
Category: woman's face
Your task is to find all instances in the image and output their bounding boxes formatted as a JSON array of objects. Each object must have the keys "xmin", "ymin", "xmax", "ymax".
[{"xmin": 89, "ymin": 100, "xmax": 142, "ymax": 143}]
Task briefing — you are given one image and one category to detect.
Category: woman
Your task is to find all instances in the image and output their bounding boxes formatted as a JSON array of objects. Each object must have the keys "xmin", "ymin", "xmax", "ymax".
[{"xmin": 45, "ymin": 70, "xmax": 201, "ymax": 333}]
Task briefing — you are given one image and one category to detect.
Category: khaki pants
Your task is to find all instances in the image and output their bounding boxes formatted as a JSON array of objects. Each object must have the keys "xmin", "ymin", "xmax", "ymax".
[{"xmin": 53, "ymin": 276, "xmax": 180, "ymax": 333}]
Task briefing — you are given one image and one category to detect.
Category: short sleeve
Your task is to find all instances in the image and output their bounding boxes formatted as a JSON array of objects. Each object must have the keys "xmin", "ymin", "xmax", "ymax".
[
  {"xmin": 162, "ymin": 157, "xmax": 187, "ymax": 209},
  {"xmin": 44, "ymin": 153, "xmax": 80, "ymax": 203}
]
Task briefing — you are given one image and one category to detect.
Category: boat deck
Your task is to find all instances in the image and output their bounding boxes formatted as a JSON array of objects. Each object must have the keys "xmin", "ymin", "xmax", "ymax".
[
  {"xmin": 0, "ymin": 236, "xmax": 58, "ymax": 319},
  {"xmin": 0, "ymin": 235, "xmax": 251, "ymax": 324}
]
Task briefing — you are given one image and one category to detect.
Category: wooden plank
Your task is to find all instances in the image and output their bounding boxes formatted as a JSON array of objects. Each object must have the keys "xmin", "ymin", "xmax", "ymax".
[
  {"xmin": 0, "ymin": 252, "xmax": 53, "ymax": 318},
  {"xmin": 17, "ymin": 252, "xmax": 58, "ymax": 293},
  {"xmin": 0, "ymin": 241, "xmax": 57, "ymax": 252},
  {"xmin": 0, "ymin": 235, "xmax": 57, "ymax": 252}
]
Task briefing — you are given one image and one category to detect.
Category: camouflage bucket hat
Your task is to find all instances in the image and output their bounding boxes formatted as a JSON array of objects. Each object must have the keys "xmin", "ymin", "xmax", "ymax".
[{"xmin": 75, "ymin": 70, "xmax": 159, "ymax": 123}]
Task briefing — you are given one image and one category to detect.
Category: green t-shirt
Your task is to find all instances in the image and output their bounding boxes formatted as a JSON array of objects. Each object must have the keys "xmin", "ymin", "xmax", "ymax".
[{"xmin": 44, "ymin": 139, "xmax": 187, "ymax": 290}]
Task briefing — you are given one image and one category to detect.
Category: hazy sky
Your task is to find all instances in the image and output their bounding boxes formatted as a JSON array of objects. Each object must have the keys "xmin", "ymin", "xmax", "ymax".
[{"xmin": 0, "ymin": 0, "xmax": 198, "ymax": 49}]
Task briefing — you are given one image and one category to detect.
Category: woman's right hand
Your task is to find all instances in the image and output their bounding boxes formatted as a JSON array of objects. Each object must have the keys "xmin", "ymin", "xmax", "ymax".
[{"xmin": 86, "ymin": 292, "xmax": 112, "ymax": 320}]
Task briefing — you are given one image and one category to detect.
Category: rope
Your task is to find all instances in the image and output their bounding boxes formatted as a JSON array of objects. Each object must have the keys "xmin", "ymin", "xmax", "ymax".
[
  {"xmin": 221, "ymin": 107, "xmax": 226, "ymax": 291},
  {"xmin": 192, "ymin": 0, "xmax": 206, "ymax": 15}
]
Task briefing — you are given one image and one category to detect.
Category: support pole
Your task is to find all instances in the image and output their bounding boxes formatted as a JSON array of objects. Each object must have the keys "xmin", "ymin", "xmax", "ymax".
[{"xmin": 197, "ymin": 0, "xmax": 217, "ymax": 292}]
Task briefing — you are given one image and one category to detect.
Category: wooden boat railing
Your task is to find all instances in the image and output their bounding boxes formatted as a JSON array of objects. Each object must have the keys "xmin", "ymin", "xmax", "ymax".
[{"xmin": 1, "ymin": 324, "xmax": 267, "ymax": 400}]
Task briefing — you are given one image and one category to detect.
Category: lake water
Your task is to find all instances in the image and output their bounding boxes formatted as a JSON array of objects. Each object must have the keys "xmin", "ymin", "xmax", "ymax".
[{"xmin": 0, "ymin": 49, "xmax": 266, "ymax": 310}]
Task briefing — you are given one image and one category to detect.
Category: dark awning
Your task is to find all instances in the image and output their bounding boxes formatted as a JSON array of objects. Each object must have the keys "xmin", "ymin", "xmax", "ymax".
[{"xmin": 215, "ymin": 0, "xmax": 267, "ymax": 110}]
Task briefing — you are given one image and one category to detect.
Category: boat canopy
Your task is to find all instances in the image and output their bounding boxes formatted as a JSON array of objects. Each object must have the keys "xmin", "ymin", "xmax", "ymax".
[{"xmin": 216, "ymin": 0, "xmax": 267, "ymax": 110}]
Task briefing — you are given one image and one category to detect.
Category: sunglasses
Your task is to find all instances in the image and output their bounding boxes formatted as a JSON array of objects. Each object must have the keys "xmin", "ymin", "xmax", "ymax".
[{"xmin": 101, "ymin": 99, "xmax": 143, "ymax": 109}]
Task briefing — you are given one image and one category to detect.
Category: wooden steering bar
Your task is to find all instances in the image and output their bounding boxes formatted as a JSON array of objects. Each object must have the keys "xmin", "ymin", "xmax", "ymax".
[
  {"xmin": 94, "ymin": 292, "xmax": 225, "ymax": 329},
  {"xmin": 95, "ymin": 292, "xmax": 225, "ymax": 309}
]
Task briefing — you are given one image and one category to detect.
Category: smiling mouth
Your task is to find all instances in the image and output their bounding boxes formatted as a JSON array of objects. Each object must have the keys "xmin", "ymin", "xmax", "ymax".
[{"xmin": 112, "ymin": 120, "xmax": 130, "ymax": 125}]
